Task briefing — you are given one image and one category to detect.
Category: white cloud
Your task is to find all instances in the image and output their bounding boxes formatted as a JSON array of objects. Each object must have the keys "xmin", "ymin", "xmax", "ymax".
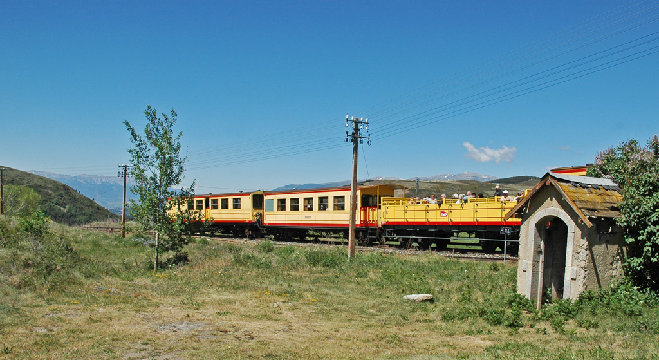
[{"xmin": 462, "ymin": 142, "xmax": 516, "ymax": 163}]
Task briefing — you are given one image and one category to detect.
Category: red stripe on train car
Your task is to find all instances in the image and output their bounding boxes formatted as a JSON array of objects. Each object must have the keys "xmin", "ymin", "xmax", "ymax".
[
  {"xmin": 264, "ymin": 222, "xmax": 374, "ymax": 228},
  {"xmin": 382, "ymin": 221, "xmax": 521, "ymax": 226}
]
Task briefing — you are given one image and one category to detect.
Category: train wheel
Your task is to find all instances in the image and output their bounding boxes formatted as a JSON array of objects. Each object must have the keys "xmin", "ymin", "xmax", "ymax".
[
  {"xmin": 417, "ymin": 239, "xmax": 431, "ymax": 250},
  {"xmin": 505, "ymin": 242, "xmax": 519, "ymax": 256},
  {"xmin": 400, "ymin": 238, "xmax": 413, "ymax": 249},
  {"xmin": 480, "ymin": 239, "xmax": 498, "ymax": 253},
  {"xmin": 434, "ymin": 239, "xmax": 448, "ymax": 251}
]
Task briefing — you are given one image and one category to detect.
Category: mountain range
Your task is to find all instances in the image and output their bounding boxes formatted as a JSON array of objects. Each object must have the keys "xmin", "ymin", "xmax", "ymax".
[
  {"xmin": 29, "ymin": 170, "xmax": 528, "ymax": 214},
  {"xmin": 30, "ymin": 171, "xmax": 135, "ymax": 215}
]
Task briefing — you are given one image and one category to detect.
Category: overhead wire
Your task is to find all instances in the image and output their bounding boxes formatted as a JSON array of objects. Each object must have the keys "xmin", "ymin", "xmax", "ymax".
[
  {"xmin": 184, "ymin": 0, "xmax": 658, "ymax": 170},
  {"xmin": 185, "ymin": 31, "xmax": 659, "ymax": 168}
]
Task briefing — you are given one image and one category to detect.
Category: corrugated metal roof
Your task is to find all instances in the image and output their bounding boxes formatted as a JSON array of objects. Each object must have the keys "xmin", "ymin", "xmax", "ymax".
[{"xmin": 549, "ymin": 172, "xmax": 619, "ymax": 189}]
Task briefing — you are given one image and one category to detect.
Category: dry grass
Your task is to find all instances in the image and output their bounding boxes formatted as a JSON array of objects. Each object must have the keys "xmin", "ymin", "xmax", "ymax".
[{"xmin": 1, "ymin": 224, "xmax": 658, "ymax": 359}]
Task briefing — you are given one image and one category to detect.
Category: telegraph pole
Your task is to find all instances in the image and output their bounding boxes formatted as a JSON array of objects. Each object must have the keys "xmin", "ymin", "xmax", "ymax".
[
  {"xmin": 118, "ymin": 164, "xmax": 130, "ymax": 238},
  {"xmin": 0, "ymin": 167, "xmax": 5, "ymax": 216},
  {"xmin": 345, "ymin": 115, "xmax": 370, "ymax": 258}
]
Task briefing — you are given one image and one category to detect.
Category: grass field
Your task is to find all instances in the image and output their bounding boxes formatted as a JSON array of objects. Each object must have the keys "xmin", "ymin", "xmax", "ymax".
[{"xmin": 1, "ymin": 217, "xmax": 658, "ymax": 359}]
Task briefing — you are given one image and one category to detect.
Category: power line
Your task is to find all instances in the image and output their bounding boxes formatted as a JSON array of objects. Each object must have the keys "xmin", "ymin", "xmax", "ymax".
[{"xmin": 179, "ymin": 2, "xmax": 658, "ymax": 171}]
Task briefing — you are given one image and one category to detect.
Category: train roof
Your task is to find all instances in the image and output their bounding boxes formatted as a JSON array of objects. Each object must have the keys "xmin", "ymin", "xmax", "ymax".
[
  {"xmin": 182, "ymin": 183, "xmax": 407, "ymax": 198},
  {"xmin": 265, "ymin": 183, "xmax": 404, "ymax": 196}
]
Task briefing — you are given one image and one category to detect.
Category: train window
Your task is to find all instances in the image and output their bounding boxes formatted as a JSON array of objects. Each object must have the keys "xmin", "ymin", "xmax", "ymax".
[
  {"xmin": 290, "ymin": 198, "xmax": 300, "ymax": 211},
  {"xmin": 303, "ymin": 198, "xmax": 313, "ymax": 211},
  {"xmin": 333, "ymin": 196, "xmax": 345, "ymax": 211},
  {"xmin": 187, "ymin": 200, "xmax": 193, "ymax": 210},
  {"xmin": 265, "ymin": 199, "xmax": 274, "ymax": 212},
  {"xmin": 318, "ymin": 196, "xmax": 328, "ymax": 211},
  {"xmin": 221, "ymin": 198, "xmax": 228, "ymax": 209},
  {"xmin": 195, "ymin": 199, "xmax": 204, "ymax": 210},
  {"xmin": 361, "ymin": 195, "xmax": 376, "ymax": 207},
  {"xmin": 233, "ymin": 198, "xmax": 241, "ymax": 209},
  {"xmin": 277, "ymin": 198, "xmax": 286, "ymax": 211},
  {"xmin": 211, "ymin": 199, "xmax": 219, "ymax": 210}
]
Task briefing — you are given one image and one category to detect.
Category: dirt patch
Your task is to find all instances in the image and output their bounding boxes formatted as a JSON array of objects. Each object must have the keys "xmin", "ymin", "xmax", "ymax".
[{"xmin": 155, "ymin": 321, "xmax": 208, "ymax": 333}]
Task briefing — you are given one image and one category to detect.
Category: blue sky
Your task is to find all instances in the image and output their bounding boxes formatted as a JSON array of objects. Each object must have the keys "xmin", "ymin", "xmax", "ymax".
[{"xmin": 1, "ymin": 0, "xmax": 657, "ymax": 193}]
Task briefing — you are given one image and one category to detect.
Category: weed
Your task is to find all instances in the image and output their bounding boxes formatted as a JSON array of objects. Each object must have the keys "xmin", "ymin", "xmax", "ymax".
[
  {"xmin": 19, "ymin": 211, "xmax": 50, "ymax": 237},
  {"xmin": 232, "ymin": 252, "xmax": 272, "ymax": 269},
  {"xmin": 256, "ymin": 240, "xmax": 275, "ymax": 253},
  {"xmin": 304, "ymin": 248, "xmax": 345, "ymax": 268}
]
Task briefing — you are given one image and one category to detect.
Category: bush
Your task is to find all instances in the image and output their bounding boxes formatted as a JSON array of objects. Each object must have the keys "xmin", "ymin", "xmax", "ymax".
[
  {"xmin": 256, "ymin": 240, "xmax": 275, "ymax": 253},
  {"xmin": 19, "ymin": 211, "xmax": 50, "ymax": 237},
  {"xmin": 588, "ymin": 136, "xmax": 659, "ymax": 290},
  {"xmin": 304, "ymin": 248, "xmax": 345, "ymax": 268},
  {"xmin": 163, "ymin": 251, "xmax": 189, "ymax": 268}
]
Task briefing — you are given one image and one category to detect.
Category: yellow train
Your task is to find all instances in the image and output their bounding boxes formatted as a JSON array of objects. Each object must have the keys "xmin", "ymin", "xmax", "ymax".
[{"xmin": 170, "ymin": 183, "xmax": 522, "ymax": 252}]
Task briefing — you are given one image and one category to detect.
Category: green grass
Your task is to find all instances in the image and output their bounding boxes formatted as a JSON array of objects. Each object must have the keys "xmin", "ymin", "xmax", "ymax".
[{"xmin": 0, "ymin": 216, "xmax": 657, "ymax": 359}]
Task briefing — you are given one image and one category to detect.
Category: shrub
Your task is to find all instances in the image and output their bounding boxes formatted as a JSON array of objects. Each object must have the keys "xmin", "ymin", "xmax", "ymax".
[
  {"xmin": 256, "ymin": 240, "xmax": 275, "ymax": 253},
  {"xmin": 588, "ymin": 136, "xmax": 659, "ymax": 290},
  {"xmin": 19, "ymin": 211, "xmax": 50, "ymax": 237},
  {"xmin": 163, "ymin": 251, "xmax": 189, "ymax": 268},
  {"xmin": 304, "ymin": 248, "xmax": 345, "ymax": 268}
]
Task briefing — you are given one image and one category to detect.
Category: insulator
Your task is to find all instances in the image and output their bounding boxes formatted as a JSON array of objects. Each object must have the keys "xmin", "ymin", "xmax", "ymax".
[{"xmin": 345, "ymin": 114, "xmax": 349, "ymax": 120}]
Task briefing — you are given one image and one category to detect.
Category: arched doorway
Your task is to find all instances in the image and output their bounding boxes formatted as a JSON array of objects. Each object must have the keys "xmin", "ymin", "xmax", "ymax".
[{"xmin": 538, "ymin": 217, "xmax": 568, "ymax": 302}]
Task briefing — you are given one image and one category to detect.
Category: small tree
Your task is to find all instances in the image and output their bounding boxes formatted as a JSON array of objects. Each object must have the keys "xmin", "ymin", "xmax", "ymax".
[
  {"xmin": 587, "ymin": 135, "xmax": 659, "ymax": 290},
  {"xmin": 124, "ymin": 106, "xmax": 194, "ymax": 270},
  {"xmin": 3, "ymin": 185, "xmax": 41, "ymax": 217}
]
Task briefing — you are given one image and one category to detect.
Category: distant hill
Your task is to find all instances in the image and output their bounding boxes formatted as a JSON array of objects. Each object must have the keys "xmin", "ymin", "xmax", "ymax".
[
  {"xmin": 488, "ymin": 176, "xmax": 540, "ymax": 185},
  {"xmin": 362, "ymin": 176, "xmax": 540, "ymax": 198},
  {"xmin": 272, "ymin": 180, "xmax": 350, "ymax": 191},
  {"xmin": 271, "ymin": 172, "xmax": 500, "ymax": 191},
  {"xmin": 30, "ymin": 171, "xmax": 135, "ymax": 215},
  {"xmin": 269, "ymin": 174, "xmax": 539, "ymax": 198},
  {"xmin": 2, "ymin": 167, "xmax": 119, "ymax": 225},
  {"xmin": 418, "ymin": 172, "xmax": 498, "ymax": 182}
]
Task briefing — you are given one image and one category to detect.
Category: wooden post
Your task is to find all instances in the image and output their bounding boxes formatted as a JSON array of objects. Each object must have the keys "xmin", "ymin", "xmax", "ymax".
[
  {"xmin": 0, "ymin": 167, "xmax": 4, "ymax": 215},
  {"xmin": 154, "ymin": 231, "xmax": 159, "ymax": 271},
  {"xmin": 348, "ymin": 120, "xmax": 359, "ymax": 258},
  {"xmin": 120, "ymin": 164, "xmax": 128, "ymax": 238}
]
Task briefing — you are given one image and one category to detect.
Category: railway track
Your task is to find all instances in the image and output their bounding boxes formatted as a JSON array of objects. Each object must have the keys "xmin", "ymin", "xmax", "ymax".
[{"xmin": 198, "ymin": 235, "xmax": 518, "ymax": 262}]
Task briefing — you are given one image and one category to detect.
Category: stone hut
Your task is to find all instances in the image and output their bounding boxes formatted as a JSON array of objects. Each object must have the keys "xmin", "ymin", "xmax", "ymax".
[{"xmin": 506, "ymin": 172, "xmax": 625, "ymax": 308}]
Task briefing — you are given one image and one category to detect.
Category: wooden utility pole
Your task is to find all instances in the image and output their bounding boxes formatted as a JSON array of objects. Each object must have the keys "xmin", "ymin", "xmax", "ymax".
[
  {"xmin": 0, "ymin": 167, "xmax": 5, "ymax": 215},
  {"xmin": 118, "ymin": 164, "xmax": 129, "ymax": 238},
  {"xmin": 345, "ymin": 115, "xmax": 370, "ymax": 258}
]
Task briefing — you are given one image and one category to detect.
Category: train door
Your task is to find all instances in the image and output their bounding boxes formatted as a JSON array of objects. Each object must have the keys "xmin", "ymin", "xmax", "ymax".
[
  {"xmin": 360, "ymin": 194, "xmax": 378, "ymax": 226},
  {"xmin": 252, "ymin": 193, "xmax": 264, "ymax": 222},
  {"xmin": 204, "ymin": 197, "xmax": 210, "ymax": 221}
]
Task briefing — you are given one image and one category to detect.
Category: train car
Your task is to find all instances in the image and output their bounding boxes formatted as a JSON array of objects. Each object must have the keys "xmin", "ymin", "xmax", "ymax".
[
  {"xmin": 262, "ymin": 184, "xmax": 398, "ymax": 242},
  {"xmin": 379, "ymin": 196, "xmax": 522, "ymax": 252},
  {"xmin": 171, "ymin": 191, "xmax": 264, "ymax": 237}
]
